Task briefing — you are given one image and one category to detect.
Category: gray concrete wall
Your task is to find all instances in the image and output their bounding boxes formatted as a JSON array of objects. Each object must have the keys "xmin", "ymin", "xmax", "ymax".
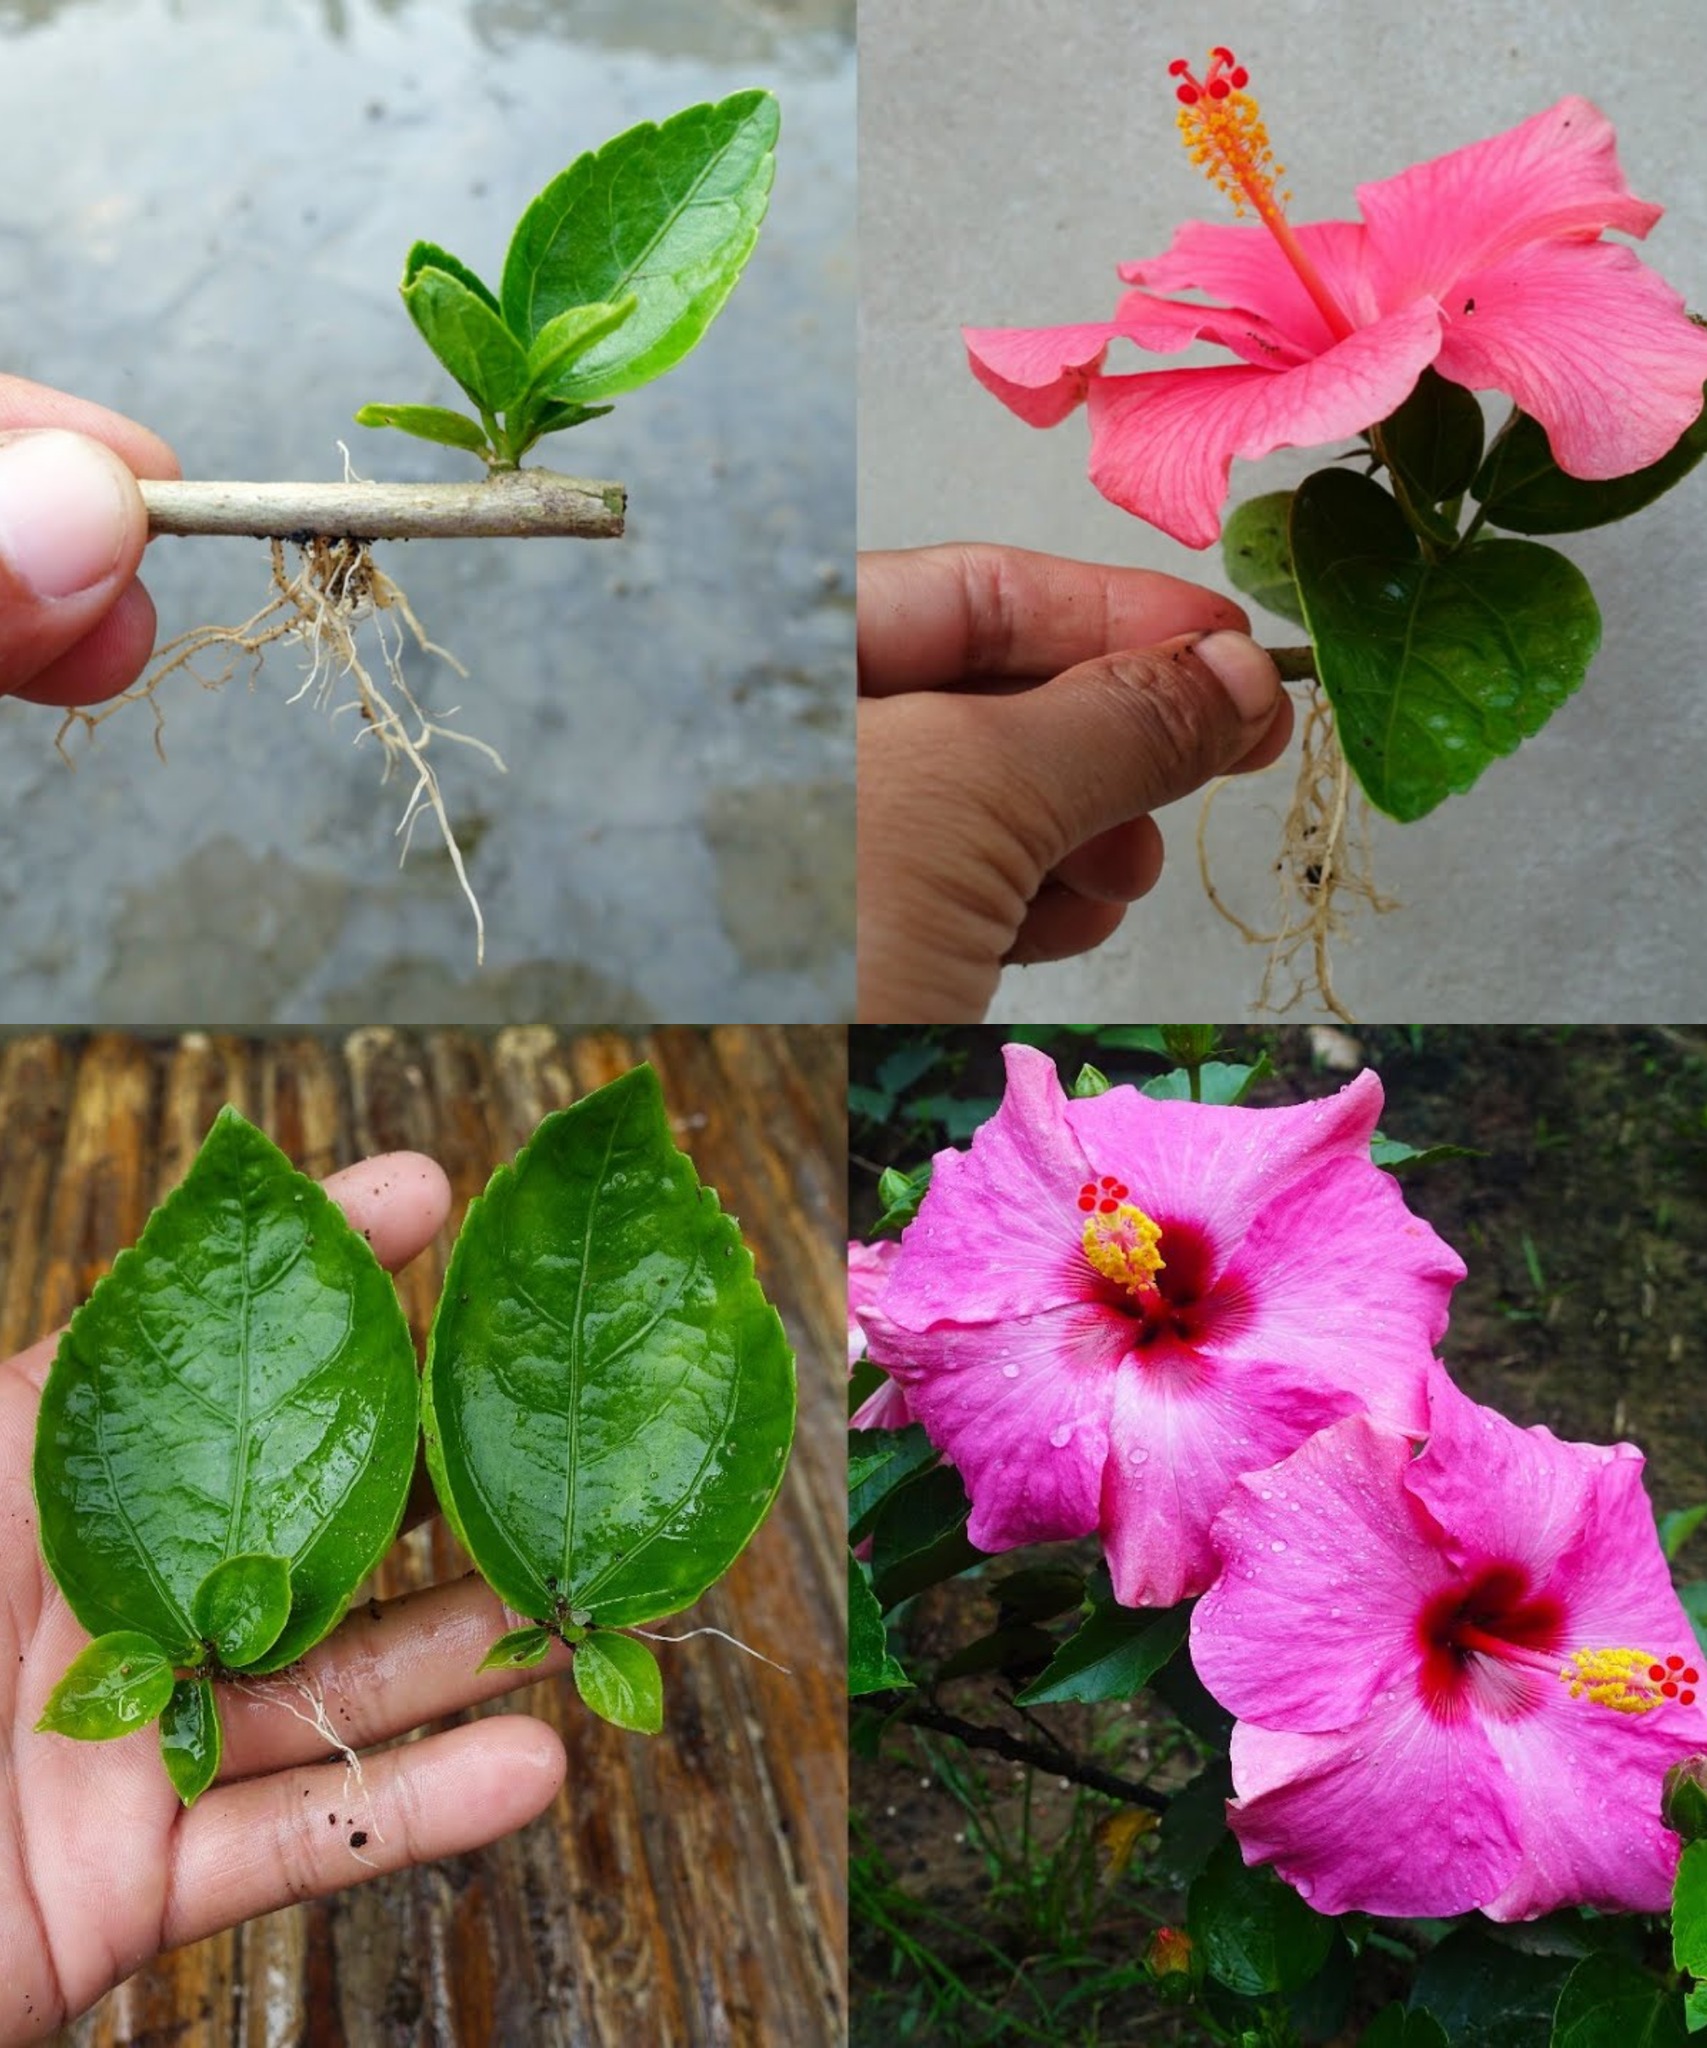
[{"xmin": 860, "ymin": 0, "xmax": 1707, "ymax": 1021}]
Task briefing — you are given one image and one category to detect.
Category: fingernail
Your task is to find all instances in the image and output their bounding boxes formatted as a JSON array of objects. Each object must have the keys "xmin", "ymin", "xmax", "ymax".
[
  {"xmin": 1192, "ymin": 630, "xmax": 1281, "ymax": 724},
  {"xmin": 0, "ymin": 430, "xmax": 131, "ymax": 598}
]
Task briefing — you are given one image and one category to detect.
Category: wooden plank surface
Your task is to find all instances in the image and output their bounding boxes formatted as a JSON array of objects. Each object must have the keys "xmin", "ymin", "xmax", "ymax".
[{"xmin": 0, "ymin": 1027, "xmax": 847, "ymax": 2048}]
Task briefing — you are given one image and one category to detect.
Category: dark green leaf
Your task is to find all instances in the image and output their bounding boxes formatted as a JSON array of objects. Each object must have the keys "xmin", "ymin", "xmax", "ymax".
[
  {"xmin": 1661, "ymin": 1505, "xmax": 1707, "ymax": 1563},
  {"xmin": 1186, "ymin": 1834, "xmax": 1335, "ymax": 1996},
  {"xmin": 403, "ymin": 238, "xmax": 502, "ymax": 315},
  {"xmin": 1552, "ymin": 1952, "xmax": 1687, "ymax": 2048},
  {"xmin": 1149, "ymin": 1644, "xmax": 1236, "ymax": 1749},
  {"xmin": 190, "ymin": 1552, "xmax": 293, "ymax": 1670},
  {"xmin": 1222, "ymin": 489, "xmax": 1307, "ymax": 627},
  {"xmin": 1412, "ymin": 1927, "xmax": 1573, "ymax": 2048},
  {"xmin": 1014, "ymin": 1597, "xmax": 1189, "ymax": 1706},
  {"xmin": 423, "ymin": 1064, "xmax": 795, "ymax": 1635},
  {"xmin": 875, "ymin": 1043, "xmax": 942, "ymax": 1099},
  {"xmin": 573, "ymin": 1631, "xmax": 663, "ymax": 1734},
  {"xmin": 1674, "ymin": 1840, "xmax": 1707, "ymax": 1980},
  {"xmin": 1362, "ymin": 2006, "xmax": 1450, "ymax": 2048},
  {"xmin": 989, "ymin": 1565, "xmax": 1087, "ymax": 1625},
  {"xmin": 35, "ymin": 1631, "xmax": 176, "ymax": 1740},
  {"xmin": 1142, "ymin": 1057, "xmax": 1271, "ymax": 1106},
  {"xmin": 522, "ymin": 398, "xmax": 614, "ymax": 438},
  {"xmin": 933, "ymin": 1623, "xmax": 1057, "ymax": 1684},
  {"xmin": 868, "ymin": 1463, "xmax": 981, "ymax": 1610},
  {"xmin": 34, "ymin": 1107, "xmax": 419, "ymax": 1678},
  {"xmin": 520, "ymin": 296, "xmax": 639, "ymax": 401},
  {"xmin": 402, "ymin": 263, "xmax": 530, "ymax": 412},
  {"xmin": 500, "ymin": 90, "xmax": 779, "ymax": 402},
  {"xmin": 1680, "ymin": 1582, "xmax": 1707, "ymax": 1658},
  {"xmin": 871, "ymin": 1162, "xmax": 932, "ymax": 1238},
  {"xmin": 847, "ymin": 1083, "xmax": 891, "ymax": 1124},
  {"xmin": 1292, "ymin": 466, "xmax": 1602, "ymax": 822},
  {"xmin": 478, "ymin": 1626, "xmax": 555, "ymax": 1672},
  {"xmin": 353, "ymin": 403, "xmax": 492, "ymax": 455},
  {"xmin": 1155, "ymin": 1758, "xmax": 1233, "ymax": 1886},
  {"xmin": 1473, "ymin": 392, "xmax": 1707, "ymax": 534},
  {"xmin": 159, "ymin": 1677, "xmax": 221, "ymax": 1805},
  {"xmin": 848, "ymin": 1424, "xmax": 938, "ymax": 1541},
  {"xmin": 1370, "ymin": 1134, "xmax": 1484, "ymax": 1172},
  {"xmin": 849, "ymin": 1554, "xmax": 911, "ymax": 1695},
  {"xmin": 1381, "ymin": 366, "xmax": 1486, "ymax": 508}
]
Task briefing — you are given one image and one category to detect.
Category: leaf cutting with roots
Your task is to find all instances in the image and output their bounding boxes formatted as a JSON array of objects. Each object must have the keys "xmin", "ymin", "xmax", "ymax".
[{"xmin": 55, "ymin": 527, "xmax": 505, "ymax": 962}]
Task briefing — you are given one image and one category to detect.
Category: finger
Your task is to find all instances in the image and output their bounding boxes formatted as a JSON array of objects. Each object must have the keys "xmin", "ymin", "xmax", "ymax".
[
  {"xmin": 858, "ymin": 541, "xmax": 1252, "ymax": 697},
  {"xmin": 1226, "ymin": 681, "xmax": 1296, "ymax": 774},
  {"xmin": 0, "ymin": 374, "xmax": 180, "ymax": 481},
  {"xmin": 319, "ymin": 1151, "xmax": 451, "ymax": 1271},
  {"xmin": 1049, "ymin": 815, "xmax": 1164, "ymax": 905},
  {"xmin": 215, "ymin": 1573, "xmax": 571, "ymax": 1781},
  {"xmin": 10, "ymin": 578, "xmax": 159, "ymax": 708},
  {"xmin": 1004, "ymin": 884, "xmax": 1129, "ymax": 968},
  {"xmin": 162, "ymin": 1716, "xmax": 566, "ymax": 1951},
  {"xmin": 980, "ymin": 631, "xmax": 1285, "ymax": 872},
  {"xmin": 0, "ymin": 431, "xmax": 155, "ymax": 697}
]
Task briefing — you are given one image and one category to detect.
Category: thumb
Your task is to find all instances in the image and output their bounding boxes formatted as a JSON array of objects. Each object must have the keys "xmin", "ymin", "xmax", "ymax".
[
  {"xmin": 979, "ymin": 630, "xmax": 1284, "ymax": 867},
  {"xmin": 0, "ymin": 429, "xmax": 149, "ymax": 696}
]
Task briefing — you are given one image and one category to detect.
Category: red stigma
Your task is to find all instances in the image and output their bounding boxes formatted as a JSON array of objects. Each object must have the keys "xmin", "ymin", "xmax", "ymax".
[{"xmin": 1651, "ymin": 1663, "xmax": 1668, "ymax": 1680}]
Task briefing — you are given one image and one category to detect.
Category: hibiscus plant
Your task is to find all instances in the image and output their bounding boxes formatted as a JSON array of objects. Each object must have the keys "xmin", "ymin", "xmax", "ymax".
[
  {"xmin": 850, "ymin": 1027, "xmax": 1707, "ymax": 2043},
  {"xmin": 32, "ymin": 1068, "xmax": 795, "ymax": 1799},
  {"xmin": 966, "ymin": 50, "xmax": 1707, "ymax": 1017}
]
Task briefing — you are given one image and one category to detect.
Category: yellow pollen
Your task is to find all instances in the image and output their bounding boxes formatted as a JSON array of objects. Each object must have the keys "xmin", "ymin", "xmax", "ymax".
[
  {"xmin": 1560, "ymin": 1646, "xmax": 1673, "ymax": 1716},
  {"xmin": 1175, "ymin": 85, "xmax": 1292, "ymax": 224},
  {"xmin": 1082, "ymin": 1204, "xmax": 1166, "ymax": 1296}
]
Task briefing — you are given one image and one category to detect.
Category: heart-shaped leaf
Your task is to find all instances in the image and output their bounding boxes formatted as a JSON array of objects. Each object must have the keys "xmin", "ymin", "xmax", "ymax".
[
  {"xmin": 1473, "ymin": 385, "xmax": 1707, "ymax": 534},
  {"xmin": 190, "ymin": 1552, "xmax": 293, "ymax": 1670},
  {"xmin": 1221, "ymin": 489, "xmax": 1307, "ymax": 628},
  {"xmin": 353, "ymin": 403, "xmax": 493, "ymax": 456},
  {"xmin": 34, "ymin": 1107, "xmax": 420, "ymax": 1681},
  {"xmin": 423, "ymin": 1064, "xmax": 796, "ymax": 1646},
  {"xmin": 36, "ymin": 1632, "xmax": 177, "ymax": 1740},
  {"xmin": 159, "ymin": 1677, "xmax": 222, "ymax": 1805},
  {"xmin": 402, "ymin": 263, "xmax": 530, "ymax": 413},
  {"xmin": 572, "ymin": 1631, "xmax": 663, "ymax": 1734},
  {"xmin": 499, "ymin": 90, "xmax": 779, "ymax": 402},
  {"xmin": 1290, "ymin": 466, "xmax": 1601, "ymax": 821}
]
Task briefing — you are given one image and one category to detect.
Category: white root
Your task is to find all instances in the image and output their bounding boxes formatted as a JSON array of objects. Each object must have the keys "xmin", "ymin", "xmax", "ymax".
[
  {"xmin": 625, "ymin": 1623, "xmax": 791, "ymax": 1676},
  {"xmin": 226, "ymin": 1665, "xmax": 385, "ymax": 1869}
]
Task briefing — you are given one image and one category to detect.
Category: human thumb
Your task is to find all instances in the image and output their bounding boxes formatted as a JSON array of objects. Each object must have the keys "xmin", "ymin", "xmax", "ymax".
[
  {"xmin": 0, "ymin": 429, "xmax": 149, "ymax": 696},
  {"xmin": 978, "ymin": 630, "xmax": 1284, "ymax": 867}
]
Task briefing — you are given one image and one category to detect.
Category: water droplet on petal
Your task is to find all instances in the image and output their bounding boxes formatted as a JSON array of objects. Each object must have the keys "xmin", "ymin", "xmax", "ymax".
[
  {"xmin": 1001, "ymin": 1362, "xmax": 1019, "ymax": 1379},
  {"xmin": 1128, "ymin": 1447, "xmax": 1149, "ymax": 1467},
  {"xmin": 1049, "ymin": 1422, "xmax": 1072, "ymax": 1448},
  {"xmin": 1259, "ymin": 1489, "xmax": 1273, "ymax": 1501},
  {"xmin": 1270, "ymin": 1539, "xmax": 1287, "ymax": 1553}
]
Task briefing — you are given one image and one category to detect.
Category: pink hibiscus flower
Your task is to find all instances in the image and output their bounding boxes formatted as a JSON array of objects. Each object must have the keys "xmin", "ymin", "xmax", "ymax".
[
  {"xmin": 848, "ymin": 1238, "xmax": 911, "ymax": 1430},
  {"xmin": 861, "ymin": 1045, "xmax": 1463, "ymax": 1606},
  {"xmin": 1191, "ymin": 1362, "xmax": 1707, "ymax": 1919},
  {"xmin": 965, "ymin": 47, "xmax": 1707, "ymax": 547}
]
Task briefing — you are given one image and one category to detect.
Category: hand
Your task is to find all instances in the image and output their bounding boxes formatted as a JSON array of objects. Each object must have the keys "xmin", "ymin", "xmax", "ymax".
[
  {"xmin": 857, "ymin": 543, "xmax": 1295, "ymax": 1020},
  {"xmin": 0, "ymin": 1152, "xmax": 570, "ymax": 2043},
  {"xmin": 0, "ymin": 375, "xmax": 180, "ymax": 707}
]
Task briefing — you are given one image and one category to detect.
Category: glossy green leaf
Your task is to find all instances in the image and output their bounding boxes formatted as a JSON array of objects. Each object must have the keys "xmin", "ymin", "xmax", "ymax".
[
  {"xmin": 353, "ymin": 402, "xmax": 492, "ymax": 455},
  {"xmin": 1661, "ymin": 1504, "xmax": 1707, "ymax": 1563},
  {"xmin": 1141, "ymin": 1057, "xmax": 1271, "ymax": 1106},
  {"xmin": 573, "ymin": 1631, "xmax": 663, "ymax": 1734},
  {"xmin": 34, "ymin": 1106, "xmax": 420, "ymax": 1679},
  {"xmin": 1292, "ymin": 466, "xmax": 1602, "ymax": 822},
  {"xmin": 849, "ymin": 1554, "xmax": 911, "ymax": 1695},
  {"xmin": 403, "ymin": 238, "xmax": 502, "ymax": 315},
  {"xmin": 1222, "ymin": 489, "xmax": 1307, "ymax": 627},
  {"xmin": 521, "ymin": 297, "xmax": 639, "ymax": 400},
  {"xmin": 1380, "ymin": 366, "xmax": 1486, "ymax": 511},
  {"xmin": 500, "ymin": 91, "xmax": 779, "ymax": 402},
  {"xmin": 1014, "ymin": 1596, "xmax": 1189, "ymax": 1706},
  {"xmin": 159, "ymin": 1677, "xmax": 221, "ymax": 1805},
  {"xmin": 1370, "ymin": 1134, "xmax": 1483, "ymax": 1172},
  {"xmin": 1473, "ymin": 388, "xmax": 1707, "ymax": 534},
  {"xmin": 190, "ymin": 1552, "xmax": 293, "ymax": 1669},
  {"xmin": 848, "ymin": 1423, "xmax": 937, "ymax": 1542},
  {"xmin": 1186, "ymin": 1834, "xmax": 1335, "ymax": 1996},
  {"xmin": 402, "ymin": 263, "xmax": 530, "ymax": 412},
  {"xmin": 477, "ymin": 1625, "xmax": 555, "ymax": 1673},
  {"xmin": 1155, "ymin": 1758, "xmax": 1233, "ymax": 1886},
  {"xmin": 423, "ymin": 1064, "xmax": 795, "ymax": 1641},
  {"xmin": 1552, "ymin": 1953, "xmax": 1687, "ymax": 2048},
  {"xmin": 1674, "ymin": 1840, "xmax": 1707, "ymax": 1980},
  {"xmin": 521, "ymin": 397, "xmax": 614, "ymax": 439},
  {"xmin": 1411, "ymin": 1927, "xmax": 1572, "ymax": 2048},
  {"xmin": 867, "ymin": 1463, "xmax": 980, "ymax": 1611},
  {"xmin": 35, "ymin": 1632, "xmax": 176, "ymax": 1740}
]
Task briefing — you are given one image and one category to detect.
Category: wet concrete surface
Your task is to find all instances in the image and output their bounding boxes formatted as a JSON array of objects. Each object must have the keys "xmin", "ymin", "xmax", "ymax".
[{"xmin": 0, "ymin": 0, "xmax": 853, "ymax": 1022}]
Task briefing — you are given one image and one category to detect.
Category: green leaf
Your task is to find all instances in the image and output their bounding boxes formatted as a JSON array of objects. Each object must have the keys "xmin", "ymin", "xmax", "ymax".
[
  {"xmin": 33, "ymin": 1107, "xmax": 419, "ymax": 1679},
  {"xmin": 522, "ymin": 398, "xmax": 614, "ymax": 438},
  {"xmin": 353, "ymin": 403, "xmax": 493, "ymax": 455},
  {"xmin": 872, "ymin": 1161, "xmax": 932, "ymax": 1239},
  {"xmin": 989, "ymin": 1565, "xmax": 1087, "ymax": 1625},
  {"xmin": 1362, "ymin": 2007, "xmax": 1450, "ymax": 2048},
  {"xmin": 1370, "ymin": 1134, "xmax": 1484, "ymax": 1172},
  {"xmin": 848, "ymin": 1423, "xmax": 938, "ymax": 1542},
  {"xmin": 159, "ymin": 1677, "xmax": 221, "ymax": 1805},
  {"xmin": 478, "ymin": 1625, "xmax": 556, "ymax": 1673},
  {"xmin": 1380, "ymin": 366, "xmax": 1487, "ymax": 510},
  {"xmin": 1186, "ymin": 1835, "xmax": 1335, "ymax": 1996},
  {"xmin": 1681, "ymin": 1582, "xmax": 1707, "ymax": 1658},
  {"xmin": 1014, "ymin": 1597, "xmax": 1190, "ymax": 1706},
  {"xmin": 1687, "ymin": 1985, "xmax": 1707, "ymax": 2035},
  {"xmin": 867, "ymin": 1462, "xmax": 981, "ymax": 1610},
  {"xmin": 1222, "ymin": 489, "xmax": 1308, "ymax": 627},
  {"xmin": 1551, "ymin": 1952, "xmax": 1687, "ymax": 2048},
  {"xmin": 1473, "ymin": 391, "xmax": 1707, "ymax": 534},
  {"xmin": 520, "ymin": 296, "xmax": 639, "ymax": 400},
  {"xmin": 402, "ymin": 263, "xmax": 531, "ymax": 412},
  {"xmin": 573, "ymin": 1631, "xmax": 664, "ymax": 1734},
  {"xmin": 190, "ymin": 1552, "xmax": 293, "ymax": 1670},
  {"xmin": 35, "ymin": 1631, "xmax": 176, "ymax": 1740},
  {"xmin": 849, "ymin": 1554, "xmax": 912, "ymax": 1695},
  {"xmin": 1292, "ymin": 466, "xmax": 1602, "ymax": 822},
  {"xmin": 932, "ymin": 1623, "xmax": 1057, "ymax": 1684},
  {"xmin": 423, "ymin": 1064, "xmax": 795, "ymax": 1634},
  {"xmin": 1412, "ymin": 1927, "xmax": 1573, "ymax": 2048},
  {"xmin": 1661, "ymin": 1504, "xmax": 1707, "ymax": 1563},
  {"xmin": 1155, "ymin": 1758, "xmax": 1233, "ymax": 1886},
  {"xmin": 500, "ymin": 90, "xmax": 779, "ymax": 402},
  {"xmin": 403, "ymin": 238, "xmax": 503, "ymax": 316},
  {"xmin": 1142, "ymin": 1057, "xmax": 1271, "ymax": 1106},
  {"xmin": 1675, "ymin": 1840, "xmax": 1707, "ymax": 1980}
]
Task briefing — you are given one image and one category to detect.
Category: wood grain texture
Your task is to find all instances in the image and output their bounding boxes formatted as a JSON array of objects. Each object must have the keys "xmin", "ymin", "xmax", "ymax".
[{"xmin": 0, "ymin": 1028, "xmax": 846, "ymax": 2048}]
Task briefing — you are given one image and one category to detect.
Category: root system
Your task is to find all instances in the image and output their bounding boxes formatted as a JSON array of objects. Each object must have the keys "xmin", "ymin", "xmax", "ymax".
[
  {"xmin": 57, "ymin": 531, "xmax": 504, "ymax": 962},
  {"xmin": 226, "ymin": 1665, "xmax": 384, "ymax": 1868},
  {"xmin": 1197, "ymin": 682, "xmax": 1397, "ymax": 1022}
]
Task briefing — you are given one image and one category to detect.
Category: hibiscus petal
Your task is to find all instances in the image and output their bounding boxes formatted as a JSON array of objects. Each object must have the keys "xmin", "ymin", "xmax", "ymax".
[
  {"xmin": 849, "ymin": 1375, "xmax": 913, "ymax": 1432},
  {"xmin": 848, "ymin": 1238, "xmax": 900, "ymax": 1367},
  {"xmin": 1097, "ymin": 1349, "xmax": 1360, "ymax": 1609},
  {"xmin": 877, "ymin": 1300, "xmax": 1127, "ymax": 1553},
  {"xmin": 880, "ymin": 1043, "xmax": 1090, "ymax": 1326},
  {"xmin": 1434, "ymin": 237, "xmax": 1707, "ymax": 478},
  {"xmin": 1358, "ymin": 96, "xmax": 1663, "ymax": 309},
  {"xmin": 1083, "ymin": 302, "xmax": 1442, "ymax": 547},
  {"xmin": 1120, "ymin": 217, "xmax": 1378, "ymax": 353},
  {"xmin": 963, "ymin": 322, "xmax": 1123, "ymax": 426},
  {"xmin": 1554, "ymin": 1448, "xmax": 1707, "ymax": 1662},
  {"xmin": 1228, "ymin": 1700, "xmax": 1523, "ymax": 1918},
  {"xmin": 1193, "ymin": 1414, "xmax": 1452, "ymax": 1732}
]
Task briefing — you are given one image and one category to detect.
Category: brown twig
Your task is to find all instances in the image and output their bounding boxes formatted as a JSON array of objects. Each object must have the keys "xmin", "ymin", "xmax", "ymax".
[
  {"xmin": 1267, "ymin": 645, "xmax": 1317, "ymax": 681},
  {"xmin": 140, "ymin": 468, "xmax": 626, "ymax": 540},
  {"xmin": 894, "ymin": 1700, "xmax": 1169, "ymax": 1812}
]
